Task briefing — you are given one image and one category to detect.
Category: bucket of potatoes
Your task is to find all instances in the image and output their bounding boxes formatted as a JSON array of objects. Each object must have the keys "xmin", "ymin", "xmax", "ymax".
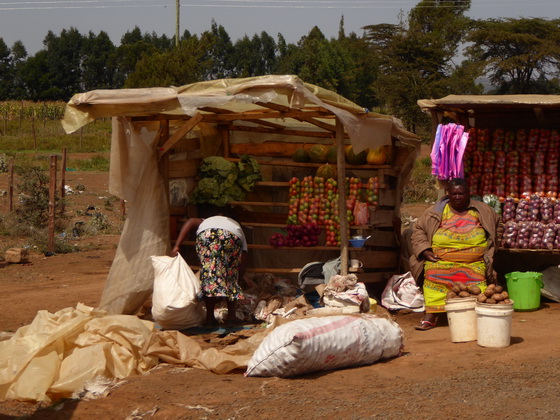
[{"xmin": 447, "ymin": 282, "xmax": 514, "ymax": 308}]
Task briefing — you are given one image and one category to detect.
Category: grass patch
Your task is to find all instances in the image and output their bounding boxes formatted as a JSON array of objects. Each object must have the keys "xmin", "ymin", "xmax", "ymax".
[{"xmin": 68, "ymin": 154, "xmax": 110, "ymax": 172}]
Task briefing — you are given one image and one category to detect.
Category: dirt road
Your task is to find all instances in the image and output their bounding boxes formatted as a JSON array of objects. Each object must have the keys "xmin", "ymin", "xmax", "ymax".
[{"xmin": 1, "ymin": 171, "xmax": 560, "ymax": 419}]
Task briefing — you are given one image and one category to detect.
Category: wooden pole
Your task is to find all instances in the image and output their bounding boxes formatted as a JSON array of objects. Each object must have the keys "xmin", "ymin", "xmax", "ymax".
[
  {"xmin": 59, "ymin": 148, "xmax": 67, "ymax": 213},
  {"xmin": 336, "ymin": 118, "xmax": 349, "ymax": 275},
  {"xmin": 175, "ymin": 0, "xmax": 180, "ymax": 47},
  {"xmin": 120, "ymin": 199, "xmax": 126, "ymax": 217},
  {"xmin": 47, "ymin": 155, "xmax": 57, "ymax": 253},
  {"xmin": 7, "ymin": 157, "xmax": 14, "ymax": 212}
]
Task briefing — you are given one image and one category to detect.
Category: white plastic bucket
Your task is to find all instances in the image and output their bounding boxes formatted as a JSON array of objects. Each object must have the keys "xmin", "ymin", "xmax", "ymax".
[
  {"xmin": 444, "ymin": 298, "xmax": 477, "ymax": 343},
  {"xmin": 475, "ymin": 303, "xmax": 514, "ymax": 348}
]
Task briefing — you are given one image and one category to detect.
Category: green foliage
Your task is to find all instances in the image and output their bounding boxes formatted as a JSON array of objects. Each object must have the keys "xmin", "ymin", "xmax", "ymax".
[
  {"xmin": 365, "ymin": 1, "xmax": 479, "ymax": 132},
  {"xmin": 69, "ymin": 154, "xmax": 110, "ymax": 172},
  {"xmin": 466, "ymin": 18, "xmax": 560, "ymax": 94}
]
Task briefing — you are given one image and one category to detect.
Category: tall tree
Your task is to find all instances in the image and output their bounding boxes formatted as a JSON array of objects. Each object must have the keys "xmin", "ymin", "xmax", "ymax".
[
  {"xmin": 364, "ymin": 0, "xmax": 480, "ymax": 132},
  {"xmin": 125, "ymin": 35, "xmax": 212, "ymax": 87},
  {"xmin": 0, "ymin": 39, "xmax": 13, "ymax": 99},
  {"xmin": 81, "ymin": 31, "xmax": 117, "ymax": 90},
  {"xmin": 203, "ymin": 20, "xmax": 235, "ymax": 80},
  {"xmin": 111, "ymin": 26, "xmax": 160, "ymax": 87},
  {"xmin": 42, "ymin": 28, "xmax": 85, "ymax": 100},
  {"xmin": 466, "ymin": 18, "xmax": 560, "ymax": 94},
  {"xmin": 10, "ymin": 41, "xmax": 28, "ymax": 99},
  {"xmin": 231, "ymin": 32, "xmax": 277, "ymax": 77}
]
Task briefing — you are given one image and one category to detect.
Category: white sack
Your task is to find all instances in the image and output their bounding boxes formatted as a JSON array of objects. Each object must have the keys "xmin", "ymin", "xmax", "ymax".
[
  {"xmin": 381, "ymin": 272, "xmax": 425, "ymax": 313},
  {"xmin": 245, "ymin": 315, "xmax": 403, "ymax": 378},
  {"xmin": 150, "ymin": 254, "xmax": 205, "ymax": 330}
]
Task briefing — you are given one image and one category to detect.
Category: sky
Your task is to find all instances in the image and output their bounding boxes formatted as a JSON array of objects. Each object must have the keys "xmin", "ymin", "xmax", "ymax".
[{"xmin": 0, "ymin": 0, "xmax": 559, "ymax": 56}]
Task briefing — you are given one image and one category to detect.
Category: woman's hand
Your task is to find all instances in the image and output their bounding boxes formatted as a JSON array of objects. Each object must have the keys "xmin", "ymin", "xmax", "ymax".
[
  {"xmin": 421, "ymin": 249, "xmax": 441, "ymax": 262},
  {"xmin": 170, "ymin": 247, "xmax": 179, "ymax": 258}
]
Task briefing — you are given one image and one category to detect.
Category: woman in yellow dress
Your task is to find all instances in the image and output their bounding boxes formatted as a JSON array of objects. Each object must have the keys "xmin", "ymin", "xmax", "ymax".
[{"xmin": 410, "ymin": 178, "xmax": 500, "ymax": 330}]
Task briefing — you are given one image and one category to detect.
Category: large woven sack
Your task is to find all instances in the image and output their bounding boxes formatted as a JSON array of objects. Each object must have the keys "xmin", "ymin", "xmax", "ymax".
[{"xmin": 245, "ymin": 315, "xmax": 402, "ymax": 377}]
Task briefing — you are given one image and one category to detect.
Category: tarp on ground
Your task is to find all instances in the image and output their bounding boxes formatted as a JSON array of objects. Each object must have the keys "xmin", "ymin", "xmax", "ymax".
[{"xmin": 0, "ymin": 304, "xmax": 269, "ymax": 403}]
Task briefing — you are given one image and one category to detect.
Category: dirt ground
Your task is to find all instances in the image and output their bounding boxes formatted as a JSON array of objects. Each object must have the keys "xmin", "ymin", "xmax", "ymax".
[{"xmin": 2, "ymin": 169, "xmax": 560, "ymax": 420}]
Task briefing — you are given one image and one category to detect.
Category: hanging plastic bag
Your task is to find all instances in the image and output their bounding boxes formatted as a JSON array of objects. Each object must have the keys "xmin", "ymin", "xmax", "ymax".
[
  {"xmin": 150, "ymin": 254, "xmax": 206, "ymax": 330},
  {"xmin": 381, "ymin": 272, "xmax": 425, "ymax": 312}
]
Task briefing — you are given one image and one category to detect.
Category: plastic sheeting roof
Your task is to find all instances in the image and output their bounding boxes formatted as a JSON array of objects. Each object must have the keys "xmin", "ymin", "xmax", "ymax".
[
  {"xmin": 62, "ymin": 75, "xmax": 419, "ymax": 153},
  {"xmin": 418, "ymin": 94, "xmax": 560, "ymax": 111}
]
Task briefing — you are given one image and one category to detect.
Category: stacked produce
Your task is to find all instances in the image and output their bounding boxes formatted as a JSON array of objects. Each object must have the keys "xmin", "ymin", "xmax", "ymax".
[
  {"xmin": 501, "ymin": 193, "xmax": 560, "ymax": 249},
  {"xmin": 446, "ymin": 282, "xmax": 513, "ymax": 305},
  {"xmin": 463, "ymin": 128, "xmax": 559, "ymax": 199},
  {"xmin": 283, "ymin": 174, "xmax": 379, "ymax": 247},
  {"xmin": 269, "ymin": 223, "xmax": 321, "ymax": 248}
]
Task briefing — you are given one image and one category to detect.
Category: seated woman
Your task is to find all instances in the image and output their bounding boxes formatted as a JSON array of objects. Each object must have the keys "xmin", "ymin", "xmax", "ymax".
[{"xmin": 409, "ymin": 178, "xmax": 500, "ymax": 330}]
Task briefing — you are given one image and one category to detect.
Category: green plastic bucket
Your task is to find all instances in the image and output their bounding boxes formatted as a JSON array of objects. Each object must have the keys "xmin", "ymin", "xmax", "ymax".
[{"xmin": 505, "ymin": 271, "xmax": 544, "ymax": 311}]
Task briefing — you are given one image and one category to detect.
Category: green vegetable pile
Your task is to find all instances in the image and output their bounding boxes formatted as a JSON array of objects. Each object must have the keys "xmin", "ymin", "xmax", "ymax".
[{"xmin": 192, "ymin": 155, "xmax": 262, "ymax": 207}]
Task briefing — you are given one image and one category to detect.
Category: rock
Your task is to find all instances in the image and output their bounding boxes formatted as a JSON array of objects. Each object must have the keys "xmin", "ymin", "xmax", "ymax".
[{"xmin": 5, "ymin": 248, "xmax": 29, "ymax": 264}]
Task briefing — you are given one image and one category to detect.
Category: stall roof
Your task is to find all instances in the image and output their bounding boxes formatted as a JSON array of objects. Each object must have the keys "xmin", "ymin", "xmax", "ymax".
[
  {"xmin": 418, "ymin": 94, "xmax": 560, "ymax": 111},
  {"xmin": 418, "ymin": 94, "xmax": 560, "ymax": 129},
  {"xmin": 62, "ymin": 75, "xmax": 419, "ymax": 153}
]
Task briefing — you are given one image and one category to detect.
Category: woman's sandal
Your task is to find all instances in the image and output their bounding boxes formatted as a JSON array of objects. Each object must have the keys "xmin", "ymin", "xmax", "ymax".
[{"xmin": 415, "ymin": 317, "xmax": 438, "ymax": 331}]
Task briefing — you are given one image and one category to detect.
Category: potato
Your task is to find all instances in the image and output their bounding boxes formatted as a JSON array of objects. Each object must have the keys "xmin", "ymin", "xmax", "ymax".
[
  {"xmin": 486, "ymin": 298, "xmax": 496, "ymax": 304},
  {"xmin": 491, "ymin": 293, "xmax": 504, "ymax": 302},
  {"xmin": 503, "ymin": 299, "xmax": 513, "ymax": 304},
  {"xmin": 447, "ymin": 291, "xmax": 458, "ymax": 300},
  {"xmin": 487, "ymin": 283, "xmax": 496, "ymax": 291},
  {"xmin": 501, "ymin": 291, "xmax": 509, "ymax": 299},
  {"xmin": 484, "ymin": 289, "xmax": 495, "ymax": 298},
  {"xmin": 498, "ymin": 300, "xmax": 509, "ymax": 305},
  {"xmin": 457, "ymin": 282, "xmax": 468, "ymax": 291},
  {"xmin": 468, "ymin": 285, "xmax": 481, "ymax": 295},
  {"xmin": 458, "ymin": 291, "xmax": 471, "ymax": 298},
  {"xmin": 494, "ymin": 285, "xmax": 504, "ymax": 293},
  {"xmin": 477, "ymin": 294, "xmax": 487, "ymax": 303},
  {"xmin": 451, "ymin": 285, "xmax": 461, "ymax": 294}
]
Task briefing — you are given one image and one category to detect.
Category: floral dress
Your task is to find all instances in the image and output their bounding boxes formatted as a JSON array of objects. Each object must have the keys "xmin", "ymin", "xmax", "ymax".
[{"xmin": 196, "ymin": 228, "xmax": 245, "ymax": 300}]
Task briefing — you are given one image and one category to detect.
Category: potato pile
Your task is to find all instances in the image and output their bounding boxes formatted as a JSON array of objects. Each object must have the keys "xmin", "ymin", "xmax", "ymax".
[{"xmin": 446, "ymin": 282, "xmax": 513, "ymax": 305}]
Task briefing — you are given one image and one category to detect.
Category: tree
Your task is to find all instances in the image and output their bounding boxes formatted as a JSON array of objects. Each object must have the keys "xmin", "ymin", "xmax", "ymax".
[
  {"xmin": 231, "ymin": 32, "xmax": 277, "ymax": 77},
  {"xmin": 466, "ymin": 18, "xmax": 560, "ymax": 94},
  {"xmin": 364, "ymin": 0, "xmax": 480, "ymax": 132},
  {"xmin": 276, "ymin": 27, "xmax": 344, "ymax": 92},
  {"xmin": 202, "ymin": 20, "xmax": 235, "ymax": 80},
  {"xmin": 0, "ymin": 38, "xmax": 13, "ymax": 99},
  {"xmin": 10, "ymin": 41, "xmax": 28, "ymax": 99},
  {"xmin": 42, "ymin": 28, "xmax": 85, "ymax": 99},
  {"xmin": 81, "ymin": 31, "xmax": 117, "ymax": 90},
  {"xmin": 125, "ymin": 35, "xmax": 212, "ymax": 87}
]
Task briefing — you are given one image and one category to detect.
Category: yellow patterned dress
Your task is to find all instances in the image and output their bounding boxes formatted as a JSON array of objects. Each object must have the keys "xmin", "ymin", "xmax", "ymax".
[{"xmin": 423, "ymin": 204, "xmax": 488, "ymax": 313}]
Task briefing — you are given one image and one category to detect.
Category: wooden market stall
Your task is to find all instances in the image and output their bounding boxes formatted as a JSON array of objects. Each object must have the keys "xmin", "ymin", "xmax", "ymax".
[
  {"xmin": 418, "ymin": 94, "xmax": 560, "ymax": 280},
  {"xmin": 62, "ymin": 76, "xmax": 420, "ymax": 314}
]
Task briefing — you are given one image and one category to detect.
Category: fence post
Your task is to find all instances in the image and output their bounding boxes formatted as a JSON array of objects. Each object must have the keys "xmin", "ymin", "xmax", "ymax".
[
  {"xmin": 8, "ymin": 157, "xmax": 14, "ymax": 212},
  {"xmin": 60, "ymin": 148, "xmax": 67, "ymax": 213},
  {"xmin": 47, "ymin": 155, "xmax": 57, "ymax": 253}
]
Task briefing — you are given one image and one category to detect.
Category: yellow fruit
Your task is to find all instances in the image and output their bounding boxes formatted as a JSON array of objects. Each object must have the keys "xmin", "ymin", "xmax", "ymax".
[{"xmin": 367, "ymin": 147, "xmax": 387, "ymax": 165}]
